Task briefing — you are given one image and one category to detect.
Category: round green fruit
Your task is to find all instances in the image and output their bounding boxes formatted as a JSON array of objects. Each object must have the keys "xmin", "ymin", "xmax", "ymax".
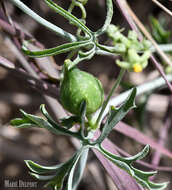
[{"xmin": 60, "ymin": 67, "xmax": 104, "ymax": 115}]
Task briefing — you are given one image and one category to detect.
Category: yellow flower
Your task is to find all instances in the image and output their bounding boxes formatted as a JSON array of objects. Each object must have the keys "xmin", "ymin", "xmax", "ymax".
[{"xmin": 133, "ymin": 64, "xmax": 142, "ymax": 72}]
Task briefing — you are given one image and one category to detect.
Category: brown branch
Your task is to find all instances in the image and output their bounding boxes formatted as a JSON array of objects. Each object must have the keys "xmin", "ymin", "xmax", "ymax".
[
  {"xmin": 152, "ymin": 0, "xmax": 172, "ymax": 17},
  {"xmin": 0, "ymin": 56, "xmax": 59, "ymax": 99},
  {"xmin": 150, "ymin": 96, "xmax": 172, "ymax": 179}
]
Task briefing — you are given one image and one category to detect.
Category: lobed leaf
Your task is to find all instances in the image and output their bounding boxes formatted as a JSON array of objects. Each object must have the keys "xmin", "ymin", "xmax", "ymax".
[
  {"xmin": 11, "ymin": 108, "xmax": 82, "ymax": 140},
  {"xmin": 93, "ymin": 147, "xmax": 141, "ymax": 190},
  {"xmin": 40, "ymin": 104, "xmax": 59, "ymax": 127},
  {"xmin": 66, "ymin": 147, "xmax": 89, "ymax": 190},
  {"xmin": 96, "ymin": 88, "xmax": 136, "ymax": 144},
  {"xmin": 46, "ymin": 147, "xmax": 86, "ymax": 190},
  {"xmin": 71, "ymin": 149, "xmax": 89, "ymax": 190},
  {"xmin": 22, "ymin": 40, "xmax": 90, "ymax": 58},
  {"xmin": 96, "ymin": 144, "xmax": 168, "ymax": 190},
  {"xmin": 98, "ymin": 144, "xmax": 149, "ymax": 164},
  {"xmin": 40, "ymin": 104, "xmax": 83, "ymax": 140},
  {"xmin": 29, "ymin": 172, "xmax": 56, "ymax": 181},
  {"xmin": 25, "ymin": 160, "xmax": 62, "ymax": 174},
  {"xmin": 19, "ymin": 110, "xmax": 66, "ymax": 135},
  {"xmin": 10, "ymin": 117, "xmax": 37, "ymax": 128}
]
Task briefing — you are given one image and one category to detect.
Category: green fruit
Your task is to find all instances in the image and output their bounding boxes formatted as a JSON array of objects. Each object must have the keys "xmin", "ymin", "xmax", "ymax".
[{"xmin": 60, "ymin": 66, "xmax": 104, "ymax": 115}]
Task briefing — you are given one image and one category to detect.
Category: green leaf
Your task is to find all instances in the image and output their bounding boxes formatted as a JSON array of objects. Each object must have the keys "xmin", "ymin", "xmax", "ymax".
[
  {"xmin": 71, "ymin": 149, "xmax": 89, "ymax": 190},
  {"xmin": 11, "ymin": 108, "xmax": 82, "ymax": 140},
  {"xmin": 29, "ymin": 172, "xmax": 56, "ymax": 181},
  {"xmin": 19, "ymin": 110, "xmax": 66, "ymax": 135},
  {"xmin": 67, "ymin": 146, "xmax": 88, "ymax": 190},
  {"xmin": 97, "ymin": 144, "xmax": 134, "ymax": 176},
  {"xmin": 124, "ymin": 144, "xmax": 150, "ymax": 162},
  {"xmin": 27, "ymin": 149, "xmax": 85, "ymax": 190},
  {"xmin": 95, "ymin": 0, "xmax": 113, "ymax": 36},
  {"xmin": 96, "ymin": 88, "xmax": 137, "ymax": 144},
  {"xmin": 10, "ymin": 118, "xmax": 37, "ymax": 128},
  {"xmin": 22, "ymin": 40, "xmax": 90, "ymax": 58},
  {"xmin": 40, "ymin": 104, "xmax": 59, "ymax": 127},
  {"xmin": 40, "ymin": 104, "xmax": 83, "ymax": 140},
  {"xmin": 44, "ymin": 0, "xmax": 92, "ymax": 36},
  {"xmin": 98, "ymin": 144, "xmax": 149, "ymax": 164},
  {"xmin": 45, "ymin": 163, "xmax": 71, "ymax": 190},
  {"xmin": 25, "ymin": 160, "xmax": 62, "ymax": 174},
  {"xmin": 150, "ymin": 16, "xmax": 171, "ymax": 44},
  {"xmin": 46, "ymin": 147, "xmax": 86, "ymax": 190},
  {"xmin": 96, "ymin": 144, "xmax": 168, "ymax": 190}
]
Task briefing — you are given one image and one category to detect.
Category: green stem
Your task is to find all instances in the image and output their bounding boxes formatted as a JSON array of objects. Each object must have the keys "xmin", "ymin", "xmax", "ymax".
[
  {"xmin": 96, "ymin": 43, "xmax": 126, "ymax": 54},
  {"xmin": 95, "ymin": 0, "xmax": 113, "ymax": 36},
  {"xmin": 95, "ymin": 68, "xmax": 125, "ymax": 126},
  {"xmin": 151, "ymin": 44, "xmax": 172, "ymax": 53},
  {"xmin": 93, "ymin": 74, "xmax": 172, "ymax": 122},
  {"xmin": 9, "ymin": 0, "xmax": 76, "ymax": 42},
  {"xmin": 68, "ymin": 1, "xmax": 86, "ymax": 20},
  {"xmin": 45, "ymin": 0, "xmax": 92, "ymax": 37}
]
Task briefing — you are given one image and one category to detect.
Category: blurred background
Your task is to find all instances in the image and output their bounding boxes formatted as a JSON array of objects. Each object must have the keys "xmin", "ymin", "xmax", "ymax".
[{"xmin": 0, "ymin": 0, "xmax": 172, "ymax": 189}]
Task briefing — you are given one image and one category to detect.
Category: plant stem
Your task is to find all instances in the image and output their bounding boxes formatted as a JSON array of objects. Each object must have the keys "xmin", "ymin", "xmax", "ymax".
[
  {"xmin": 95, "ymin": 68, "xmax": 125, "ymax": 126},
  {"xmin": 151, "ymin": 44, "xmax": 172, "ymax": 53},
  {"xmin": 8, "ymin": 0, "xmax": 77, "ymax": 42},
  {"xmin": 93, "ymin": 74, "xmax": 172, "ymax": 122},
  {"xmin": 95, "ymin": 0, "xmax": 113, "ymax": 36}
]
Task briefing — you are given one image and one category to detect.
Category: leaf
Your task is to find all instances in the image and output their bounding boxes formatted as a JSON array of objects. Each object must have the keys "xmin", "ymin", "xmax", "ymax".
[
  {"xmin": 71, "ymin": 149, "xmax": 89, "ymax": 190},
  {"xmin": 40, "ymin": 104, "xmax": 59, "ymax": 127},
  {"xmin": 150, "ymin": 16, "xmax": 171, "ymax": 44},
  {"xmin": 98, "ymin": 144, "xmax": 149, "ymax": 164},
  {"xmin": 22, "ymin": 40, "xmax": 90, "ymax": 58},
  {"xmin": 124, "ymin": 145, "xmax": 150, "ymax": 162},
  {"xmin": 96, "ymin": 144, "xmax": 168, "ymax": 190},
  {"xmin": 19, "ymin": 110, "xmax": 66, "ymax": 135},
  {"xmin": 45, "ymin": 163, "xmax": 71, "ymax": 190},
  {"xmin": 44, "ymin": 0, "xmax": 91, "ymax": 36},
  {"xmin": 10, "ymin": 118, "xmax": 37, "ymax": 128},
  {"xmin": 40, "ymin": 105, "xmax": 83, "ymax": 140},
  {"xmin": 46, "ymin": 147, "xmax": 86, "ymax": 190},
  {"xmin": 93, "ymin": 147, "xmax": 141, "ymax": 190},
  {"xmin": 67, "ymin": 147, "xmax": 88, "ymax": 190},
  {"xmin": 27, "ymin": 149, "xmax": 84, "ymax": 190},
  {"xmin": 96, "ymin": 88, "xmax": 136, "ymax": 143},
  {"xmin": 29, "ymin": 172, "xmax": 56, "ymax": 181},
  {"xmin": 25, "ymin": 160, "xmax": 62, "ymax": 174},
  {"xmin": 11, "ymin": 108, "xmax": 82, "ymax": 140}
]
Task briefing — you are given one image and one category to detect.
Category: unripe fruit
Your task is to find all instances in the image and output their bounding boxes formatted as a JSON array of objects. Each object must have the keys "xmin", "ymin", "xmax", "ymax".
[{"xmin": 60, "ymin": 66, "xmax": 104, "ymax": 115}]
